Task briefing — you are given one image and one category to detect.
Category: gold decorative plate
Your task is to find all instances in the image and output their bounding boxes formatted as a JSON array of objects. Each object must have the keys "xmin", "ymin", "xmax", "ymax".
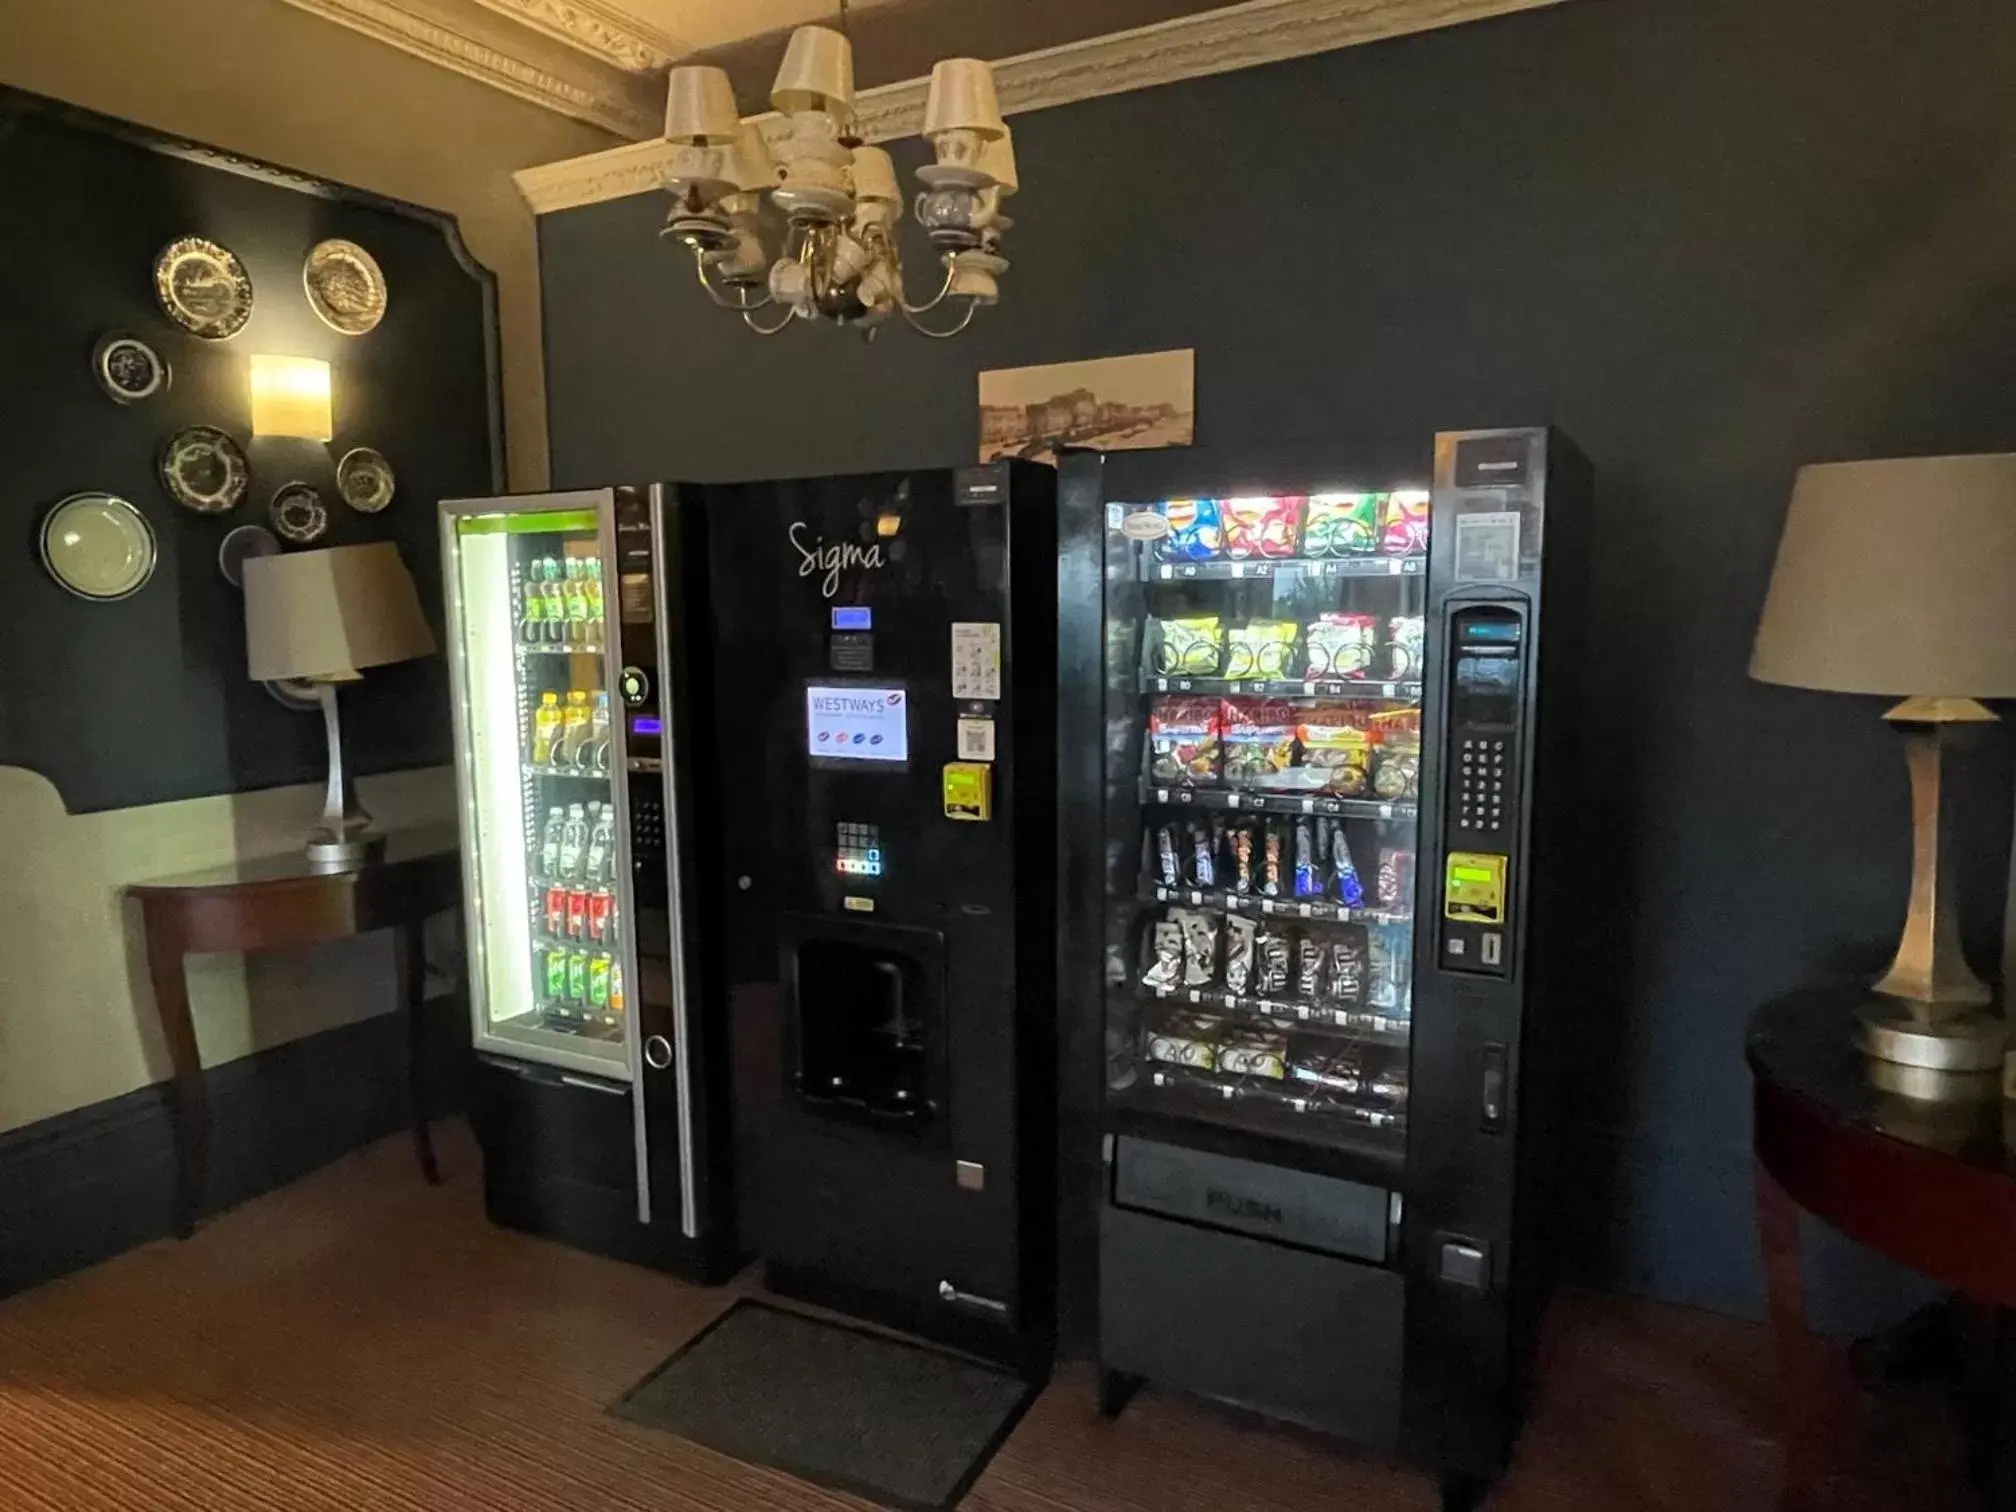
[
  {"xmin": 154, "ymin": 237, "xmax": 254, "ymax": 340},
  {"xmin": 336, "ymin": 446, "xmax": 396, "ymax": 512},
  {"xmin": 304, "ymin": 239, "xmax": 386, "ymax": 335},
  {"xmin": 159, "ymin": 426, "xmax": 249, "ymax": 514},
  {"xmin": 270, "ymin": 482, "xmax": 330, "ymax": 545}
]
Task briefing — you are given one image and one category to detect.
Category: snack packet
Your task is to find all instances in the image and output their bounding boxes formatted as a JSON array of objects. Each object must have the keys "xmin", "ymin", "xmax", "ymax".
[
  {"xmin": 1385, "ymin": 616, "xmax": 1425, "ymax": 680},
  {"xmin": 1377, "ymin": 847, "xmax": 1415, "ymax": 911},
  {"xmin": 1222, "ymin": 914, "xmax": 1258, "ymax": 995},
  {"xmin": 1328, "ymin": 925, "xmax": 1369, "ymax": 1006},
  {"xmin": 1188, "ymin": 820, "xmax": 1218, "ymax": 889},
  {"xmin": 1158, "ymin": 499, "xmax": 1223, "ymax": 561},
  {"xmin": 1304, "ymin": 614, "xmax": 1377, "ymax": 679},
  {"xmin": 1154, "ymin": 824, "xmax": 1181, "ymax": 888},
  {"xmin": 1174, "ymin": 907, "xmax": 1219, "ymax": 986},
  {"xmin": 1221, "ymin": 698, "xmax": 1298, "ymax": 788},
  {"xmin": 1217, "ymin": 1031, "xmax": 1288, "ymax": 1080},
  {"xmin": 1148, "ymin": 696, "xmax": 1221, "ymax": 786},
  {"xmin": 1369, "ymin": 707, "xmax": 1422, "ymax": 801},
  {"xmin": 1253, "ymin": 925, "xmax": 1292, "ymax": 995},
  {"xmin": 1303, "ymin": 493, "xmax": 1378, "ymax": 557},
  {"xmin": 1261, "ymin": 821, "xmax": 1285, "ymax": 898},
  {"xmin": 1222, "ymin": 496, "xmax": 1304, "ymax": 559},
  {"xmin": 1293, "ymin": 817, "xmax": 1322, "ymax": 898},
  {"xmin": 1145, "ymin": 1013, "xmax": 1219, "ymax": 1070},
  {"xmin": 1295, "ymin": 702, "xmax": 1373, "ymax": 796},
  {"xmin": 1154, "ymin": 617, "xmax": 1224, "ymax": 677},
  {"xmin": 1229, "ymin": 821, "xmax": 1258, "ymax": 895},
  {"xmin": 1378, "ymin": 490, "xmax": 1430, "ymax": 556},
  {"xmin": 1296, "ymin": 932, "xmax": 1327, "ymax": 1001},
  {"xmin": 1332, "ymin": 824, "xmax": 1367, "ymax": 907},
  {"xmin": 1224, "ymin": 620, "xmax": 1299, "ymax": 680},
  {"xmin": 1140, "ymin": 917, "xmax": 1184, "ymax": 991}
]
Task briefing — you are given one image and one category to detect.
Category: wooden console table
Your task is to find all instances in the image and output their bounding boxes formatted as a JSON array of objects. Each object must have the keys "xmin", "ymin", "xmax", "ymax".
[
  {"xmin": 129, "ymin": 827, "xmax": 462, "ymax": 1238},
  {"xmin": 1749, "ymin": 986, "xmax": 2016, "ymax": 1509}
]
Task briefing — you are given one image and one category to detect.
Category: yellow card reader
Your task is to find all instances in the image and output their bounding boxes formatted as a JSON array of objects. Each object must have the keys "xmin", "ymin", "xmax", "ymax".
[
  {"xmin": 1444, "ymin": 851, "xmax": 1508, "ymax": 925},
  {"xmin": 943, "ymin": 762, "xmax": 992, "ymax": 822}
]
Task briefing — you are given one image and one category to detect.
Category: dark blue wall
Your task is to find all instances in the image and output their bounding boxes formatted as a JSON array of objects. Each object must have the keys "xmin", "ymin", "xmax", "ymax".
[{"xmin": 536, "ymin": 0, "xmax": 2016, "ymax": 1321}]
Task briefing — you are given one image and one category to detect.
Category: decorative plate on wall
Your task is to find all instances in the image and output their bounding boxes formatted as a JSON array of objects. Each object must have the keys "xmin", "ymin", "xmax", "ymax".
[
  {"xmin": 269, "ymin": 481, "xmax": 329, "ymax": 545},
  {"xmin": 154, "ymin": 237, "xmax": 254, "ymax": 340},
  {"xmin": 41, "ymin": 493, "xmax": 157, "ymax": 601},
  {"xmin": 336, "ymin": 446, "xmax": 395, "ymax": 512},
  {"xmin": 159, "ymin": 426, "xmax": 250, "ymax": 514},
  {"xmin": 92, "ymin": 333, "xmax": 170, "ymax": 404},
  {"xmin": 304, "ymin": 239, "xmax": 387, "ymax": 335}
]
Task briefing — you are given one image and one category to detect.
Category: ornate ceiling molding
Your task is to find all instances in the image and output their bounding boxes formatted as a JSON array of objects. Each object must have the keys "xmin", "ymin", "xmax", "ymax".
[
  {"xmin": 465, "ymin": 0, "xmax": 687, "ymax": 73},
  {"xmin": 274, "ymin": 0, "xmax": 659, "ymax": 136},
  {"xmin": 514, "ymin": 0, "xmax": 1573, "ymax": 213}
]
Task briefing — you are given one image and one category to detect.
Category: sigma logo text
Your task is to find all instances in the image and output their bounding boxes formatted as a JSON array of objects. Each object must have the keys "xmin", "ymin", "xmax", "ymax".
[{"xmin": 791, "ymin": 520, "xmax": 885, "ymax": 598}]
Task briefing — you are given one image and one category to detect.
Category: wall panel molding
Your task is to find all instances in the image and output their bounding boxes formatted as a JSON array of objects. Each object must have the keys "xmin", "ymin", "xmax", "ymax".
[{"xmin": 514, "ymin": 0, "xmax": 1571, "ymax": 212}]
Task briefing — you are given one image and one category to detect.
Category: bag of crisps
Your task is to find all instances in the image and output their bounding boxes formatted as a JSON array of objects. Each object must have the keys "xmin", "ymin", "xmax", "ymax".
[{"xmin": 1222, "ymin": 496, "xmax": 1304, "ymax": 559}]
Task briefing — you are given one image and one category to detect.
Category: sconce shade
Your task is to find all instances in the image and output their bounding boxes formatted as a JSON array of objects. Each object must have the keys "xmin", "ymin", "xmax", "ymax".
[
  {"xmin": 923, "ymin": 58, "xmax": 1005, "ymax": 139},
  {"xmin": 664, "ymin": 65, "xmax": 740, "ymax": 145},
  {"xmin": 771, "ymin": 26, "xmax": 854, "ymax": 117},
  {"xmin": 249, "ymin": 354, "xmax": 332, "ymax": 442}
]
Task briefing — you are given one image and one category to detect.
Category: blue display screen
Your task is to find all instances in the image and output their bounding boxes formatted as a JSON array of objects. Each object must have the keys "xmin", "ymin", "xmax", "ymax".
[
  {"xmin": 631, "ymin": 716, "xmax": 663, "ymax": 736},
  {"xmin": 1461, "ymin": 620, "xmax": 1522, "ymax": 643},
  {"xmin": 831, "ymin": 606, "xmax": 872, "ymax": 631}
]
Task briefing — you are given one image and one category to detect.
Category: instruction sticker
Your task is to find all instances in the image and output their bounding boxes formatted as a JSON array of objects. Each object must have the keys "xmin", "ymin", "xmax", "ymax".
[
  {"xmin": 951, "ymin": 621, "xmax": 1002, "ymax": 701},
  {"xmin": 957, "ymin": 716, "xmax": 997, "ymax": 762}
]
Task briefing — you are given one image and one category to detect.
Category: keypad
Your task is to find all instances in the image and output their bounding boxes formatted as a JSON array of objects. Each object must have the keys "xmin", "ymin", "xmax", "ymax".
[
  {"xmin": 630, "ymin": 790, "xmax": 665, "ymax": 859},
  {"xmin": 1456, "ymin": 736, "xmax": 1509, "ymax": 832},
  {"xmin": 836, "ymin": 821, "xmax": 884, "ymax": 877}
]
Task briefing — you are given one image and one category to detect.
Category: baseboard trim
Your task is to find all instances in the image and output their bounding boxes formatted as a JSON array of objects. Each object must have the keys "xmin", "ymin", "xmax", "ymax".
[{"xmin": 0, "ymin": 996, "xmax": 471, "ymax": 1301}]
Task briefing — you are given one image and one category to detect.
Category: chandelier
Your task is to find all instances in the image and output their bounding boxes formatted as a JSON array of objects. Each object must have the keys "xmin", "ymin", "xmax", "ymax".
[{"xmin": 659, "ymin": 6, "xmax": 1014, "ymax": 339}]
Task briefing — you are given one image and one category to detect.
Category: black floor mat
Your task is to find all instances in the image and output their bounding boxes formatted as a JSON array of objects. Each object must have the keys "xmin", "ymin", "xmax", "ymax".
[{"xmin": 611, "ymin": 1299, "xmax": 1040, "ymax": 1510}]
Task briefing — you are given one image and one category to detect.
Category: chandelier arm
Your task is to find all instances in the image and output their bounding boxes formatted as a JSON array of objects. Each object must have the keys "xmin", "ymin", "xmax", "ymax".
[
  {"xmin": 898, "ymin": 259, "xmax": 958, "ymax": 317},
  {"xmin": 742, "ymin": 305, "xmax": 798, "ymax": 335},
  {"xmin": 694, "ymin": 251, "xmax": 772, "ymax": 311},
  {"xmin": 898, "ymin": 297, "xmax": 982, "ymax": 340}
]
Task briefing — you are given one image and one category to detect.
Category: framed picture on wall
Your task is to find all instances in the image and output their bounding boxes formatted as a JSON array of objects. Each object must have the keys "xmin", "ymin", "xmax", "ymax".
[{"xmin": 978, "ymin": 348, "xmax": 1195, "ymax": 463}]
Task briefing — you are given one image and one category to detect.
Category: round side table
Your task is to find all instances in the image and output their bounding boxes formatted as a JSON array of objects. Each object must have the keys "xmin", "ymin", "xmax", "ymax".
[{"xmin": 1748, "ymin": 986, "xmax": 2016, "ymax": 1510}]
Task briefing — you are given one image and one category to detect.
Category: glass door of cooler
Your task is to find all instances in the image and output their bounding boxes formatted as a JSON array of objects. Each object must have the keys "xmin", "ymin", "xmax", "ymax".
[
  {"xmin": 442, "ymin": 493, "xmax": 635, "ymax": 1080},
  {"xmin": 1104, "ymin": 490, "xmax": 1429, "ymax": 1165}
]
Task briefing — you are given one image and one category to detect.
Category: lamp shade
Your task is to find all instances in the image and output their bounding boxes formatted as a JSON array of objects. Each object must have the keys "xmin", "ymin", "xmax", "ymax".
[
  {"xmin": 249, "ymin": 354, "xmax": 333, "ymax": 441},
  {"xmin": 1751, "ymin": 454, "xmax": 2016, "ymax": 697},
  {"xmin": 978, "ymin": 125, "xmax": 1018, "ymax": 195},
  {"xmin": 727, "ymin": 121, "xmax": 779, "ymax": 192},
  {"xmin": 663, "ymin": 65, "xmax": 740, "ymax": 145},
  {"xmin": 771, "ymin": 25, "xmax": 853, "ymax": 117},
  {"xmin": 244, "ymin": 542, "xmax": 435, "ymax": 684},
  {"xmin": 849, "ymin": 145, "xmax": 899, "ymax": 204},
  {"xmin": 923, "ymin": 58, "xmax": 1005, "ymax": 139}
]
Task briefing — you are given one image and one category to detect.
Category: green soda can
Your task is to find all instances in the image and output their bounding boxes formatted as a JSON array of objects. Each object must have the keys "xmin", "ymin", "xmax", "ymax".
[
  {"xmin": 587, "ymin": 953, "xmax": 612, "ymax": 1011},
  {"xmin": 567, "ymin": 948, "xmax": 590, "ymax": 1003},
  {"xmin": 544, "ymin": 946, "xmax": 568, "ymax": 1002}
]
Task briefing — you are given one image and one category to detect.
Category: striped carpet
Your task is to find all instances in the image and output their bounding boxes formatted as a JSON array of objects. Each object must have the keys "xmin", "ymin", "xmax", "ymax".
[{"xmin": 0, "ymin": 1124, "xmax": 1964, "ymax": 1510}]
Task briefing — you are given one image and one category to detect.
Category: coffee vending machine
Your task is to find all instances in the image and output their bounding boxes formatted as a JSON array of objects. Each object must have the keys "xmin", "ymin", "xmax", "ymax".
[{"xmin": 703, "ymin": 461, "xmax": 1058, "ymax": 1372}]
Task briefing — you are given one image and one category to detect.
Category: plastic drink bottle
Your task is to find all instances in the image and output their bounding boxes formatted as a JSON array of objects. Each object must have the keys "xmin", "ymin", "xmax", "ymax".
[
  {"xmin": 608, "ymin": 960, "xmax": 625, "ymax": 1015},
  {"xmin": 558, "ymin": 690, "xmax": 590, "ymax": 765},
  {"xmin": 587, "ymin": 954, "xmax": 611, "ymax": 1012},
  {"xmin": 584, "ymin": 804, "xmax": 613, "ymax": 883},
  {"xmin": 538, "ymin": 804, "xmax": 565, "ymax": 875},
  {"xmin": 541, "ymin": 559, "xmax": 567, "ymax": 643},
  {"xmin": 543, "ymin": 945, "xmax": 568, "ymax": 1004},
  {"xmin": 530, "ymin": 692, "xmax": 561, "ymax": 766},
  {"xmin": 557, "ymin": 802, "xmax": 587, "ymax": 881},
  {"xmin": 567, "ymin": 948, "xmax": 590, "ymax": 1004},
  {"xmin": 562, "ymin": 558, "xmax": 589, "ymax": 646},
  {"xmin": 583, "ymin": 557, "xmax": 604, "ymax": 633},
  {"xmin": 521, "ymin": 563, "xmax": 546, "ymax": 643},
  {"xmin": 587, "ymin": 692, "xmax": 612, "ymax": 774}
]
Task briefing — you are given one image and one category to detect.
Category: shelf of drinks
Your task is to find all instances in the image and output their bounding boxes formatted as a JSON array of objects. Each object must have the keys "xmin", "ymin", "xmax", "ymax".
[
  {"xmin": 518, "ymin": 643, "xmax": 605, "ymax": 658},
  {"xmin": 534, "ymin": 1001, "xmax": 625, "ymax": 1039},
  {"xmin": 526, "ymin": 763, "xmax": 614, "ymax": 781},
  {"xmin": 1141, "ymin": 673, "xmax": 1423, "ymax": 702},
  {"xmin": 1140, "ymin": 782, "xmax": 1417, "ymax": 822},
  {"xmin": 1109, "ymin": 1064, "xmax": 1408, "ymax": 1154},
  {"xmin": 1140, "ymin": 553, "xmax": 1426, "ymax": 584},
  {"xmin": 1140, "ymin": 880, "xmax": 1411, "ymax": 928},
  {"xmin": 1137, "ymin": 982, "xmax": 1410, "ymax": 1047}
]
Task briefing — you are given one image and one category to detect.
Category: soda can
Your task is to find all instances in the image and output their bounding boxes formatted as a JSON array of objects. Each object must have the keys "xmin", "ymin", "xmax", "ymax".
[
  {"xmin": 566, "ymin": 887, "xmax": 589, "ymax": 940},
  {"xmin": 567, "ymin": 949, "xmax": 589, "ymax": 1003},
  {"xmin": 544, "ymin": 885, "xmax": 568, "ymax": 938},
  {"xmin": 544, "ymin": 946, "xmax": 568, "ymax": 1002},
  {"xmin": 587, "ymin": 953, "xmax": 612, "ymax": 1011},
  {"xmin": 587, "ymin": 888, "xmax": 612, "ymax": 944}
]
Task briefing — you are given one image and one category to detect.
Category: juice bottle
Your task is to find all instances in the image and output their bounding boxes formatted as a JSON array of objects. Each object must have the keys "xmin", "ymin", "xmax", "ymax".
[
  {"xmin": 540, "ymin": 558, "xmax": 568, "ymax": 643},
  {"xmin": 583, "ymin": 557, "xmax": 605, "ymax": 635},
  {"xmin": 530, "ymin": 691, "xmax": 561, "ymax": 766},
  {"xmin": 587, "ymin": 691, "xmax": 612, "ymax": 775},
  {"xmin": 608, "ymin": 959, "xmax": 625, "ymax": 1015},
  {"xmin": 562, "ymin": 557, "xmax": 589, "ymax": 646},
  {"xmin": 559, "ymin": 690, "xmax": 590, "ymax": 766},
  {"xmin": 521, "ymin": 562, "xmax": 546, "ymax": 643}
]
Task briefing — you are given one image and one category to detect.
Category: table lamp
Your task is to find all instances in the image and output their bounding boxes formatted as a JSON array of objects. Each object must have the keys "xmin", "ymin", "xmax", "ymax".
[
  {"xmin": 1751, "ymin": 453, "xmax": 2016, "ymax": 1071},
  {"xmin": 244, "ymin": 542, "xmax": 436, "ymax": 869}
]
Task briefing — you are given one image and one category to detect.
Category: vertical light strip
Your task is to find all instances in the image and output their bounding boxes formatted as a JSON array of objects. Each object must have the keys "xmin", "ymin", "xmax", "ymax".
[{"xmin": 461, "ymin": 531, "xmax": 536, "ymax": 1030}]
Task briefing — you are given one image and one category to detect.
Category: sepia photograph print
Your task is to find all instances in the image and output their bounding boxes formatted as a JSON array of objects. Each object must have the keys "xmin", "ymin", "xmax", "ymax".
[{"xmin": 978, "ymin": 348, "xmax": 1195, "ymax": 462}]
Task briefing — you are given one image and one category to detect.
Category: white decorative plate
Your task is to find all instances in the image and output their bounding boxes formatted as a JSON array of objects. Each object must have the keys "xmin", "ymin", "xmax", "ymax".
[
  {"xmin": 304, "ymin": 239, "xmax": 387, "ymax": 335},
  {"xmin": 41, "ymin": 493, "xmax": 157, "ymax": 601},
  {"xmin": 270, "ymin": 482, "xmax": 329, "ymax": 545},
  {"xmin": 336, "ymin": 446, "xmax": 395, "ymax": 512},
  {"xmin": 154, "ymin": 237, "xmax": 254, "ymax": 340},
  {"xmin": 159, "ymin": 426, "xmax": 250, "ymax": 514}
]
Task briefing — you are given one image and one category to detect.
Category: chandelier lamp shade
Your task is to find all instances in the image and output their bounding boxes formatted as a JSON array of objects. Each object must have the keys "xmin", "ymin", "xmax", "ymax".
[{"xmin": 659, "ymin": 9, "xmax": 1017, "ymax": 340}]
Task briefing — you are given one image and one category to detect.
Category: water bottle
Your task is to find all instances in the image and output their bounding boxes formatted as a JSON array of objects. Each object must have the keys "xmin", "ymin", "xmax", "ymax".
[
  {"xmin": 557, "ymin": 802, "xmax": 587, "ymax": 881},
  {"xmin": 538, "ymin": 806, "xmax": 566, "ymax": 877},
  {"xmin": 584, "ymin": 804, "xmax": 615, "ymax": 884},
  {"xmin": 587, "ymin": 691, "xmax": 612, "ymax": 774}
]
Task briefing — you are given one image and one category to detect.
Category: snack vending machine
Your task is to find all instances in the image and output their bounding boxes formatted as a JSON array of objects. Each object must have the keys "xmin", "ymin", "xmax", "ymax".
[
  {"xmin": 1058, "ymin": 429, "xmax": 1588, "ymax": 1510},
  {"xmin": 439, "ymin": 486, "xmax": 734, "ymax": 1281}
]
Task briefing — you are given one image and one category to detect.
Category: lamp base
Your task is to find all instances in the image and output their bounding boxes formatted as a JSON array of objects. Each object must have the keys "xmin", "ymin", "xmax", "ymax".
[
  {"xmin": 305, "ymin": 830, "xmax": 385, "ymax": 872},
  {"xmin": 1854, "ymin": 996, "xmax": 2007, "ymax": 1075}
]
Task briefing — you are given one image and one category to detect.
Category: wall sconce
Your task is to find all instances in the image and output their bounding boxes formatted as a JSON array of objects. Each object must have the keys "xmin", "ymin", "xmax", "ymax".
[{"xmin": 249, "ymin": 354, "xmax": 333, "ymax": 441}]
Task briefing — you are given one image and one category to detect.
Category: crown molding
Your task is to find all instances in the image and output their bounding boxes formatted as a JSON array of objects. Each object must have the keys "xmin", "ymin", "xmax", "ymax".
[
  {"xmin": 465, "ymin": 0, "xmax": 687, "ymax": 73},
  {"xmin": 513, "ymin": 0, "xmax": 1571, "ymax": 213},
  {"xmin": 274, "ymin": 0, "xmax": 658, "ymax": 136}
]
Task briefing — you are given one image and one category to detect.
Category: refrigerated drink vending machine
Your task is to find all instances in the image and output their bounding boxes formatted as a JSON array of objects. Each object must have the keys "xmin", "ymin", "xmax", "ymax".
[
  {"xmin": 439, "ymin": 486, "xmax": 735, "ymax": 1281},
  {"xmin": 701, "ymin": 461, "xmax": 1058, "ymax": 1373},
  {"xmin": 1058, "ymin": 428, "xmax": 1589, "ymax": 1509}
]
